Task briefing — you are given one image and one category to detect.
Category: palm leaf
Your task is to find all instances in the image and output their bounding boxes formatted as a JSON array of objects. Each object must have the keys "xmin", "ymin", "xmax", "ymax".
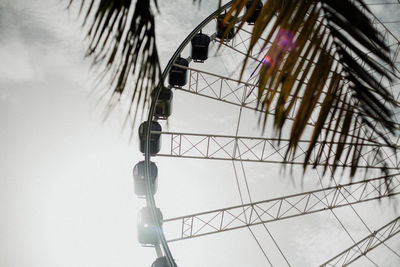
[
  {"xmin": 222, "ymin": 0, "xmax": 398, "ymax": 178},
  {"xmin": 72, "ymin": 0, "xmax": 398, "ymax": 180},
  {"xmin": 69, "ymin": 0, "xmax": 161, "ymax": 125}
]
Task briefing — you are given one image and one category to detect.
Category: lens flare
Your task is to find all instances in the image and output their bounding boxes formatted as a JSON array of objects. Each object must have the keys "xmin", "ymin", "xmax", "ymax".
[
  {"xmin": 261, "ymin": 28, "xmax": 296, "ymax": 69},
  {"xmin": 276, "ymin": 29, "xmax": 296, "ymax": 51}
]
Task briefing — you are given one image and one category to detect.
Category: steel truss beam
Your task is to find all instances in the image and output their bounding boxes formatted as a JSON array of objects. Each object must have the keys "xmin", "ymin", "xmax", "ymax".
[
  {"xmin": 184, "ymin": 66, "xmax": 259, "ymax": 109},
  {"xmin": 174, "ymin": 67, "xmax": 400, "ymax": 142},
  {"xmin": 172, "ymin": 13, "xmax": 400, "ymax": 127},
  {"xmin": 154, "ymin": 131, "xmax": 399, "ymax": 169},
  {"xmin": 173, "ymin": 63, "xmax": 400, "ymax": 133},
  {"xmin": 163, "ymin": 174, "xmax": 400, "ymax": 242},
  {"xmin": 320, "ymin": 216, "xmax": 400, "ymax": 266},
  {"xmin": 180, "ymin": 63, "xmax": 400, "ymax": 110},
  {"xmin": 181, "ymin": 66, "xmax": 316, "ymax": 117},
  {"xmin": 176, "ymin": 62, "xmax": 400, "ymax": 134}
]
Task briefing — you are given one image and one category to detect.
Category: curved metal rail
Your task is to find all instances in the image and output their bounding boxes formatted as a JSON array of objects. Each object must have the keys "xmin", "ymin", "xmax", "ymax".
[{"xmin": 143, "ymin": 2, "xmax": 235, "ymax": 266}]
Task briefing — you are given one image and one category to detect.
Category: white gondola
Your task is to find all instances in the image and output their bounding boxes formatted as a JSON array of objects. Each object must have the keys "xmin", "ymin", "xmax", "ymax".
[
  {"xmin": 137, "ymin": 207, "xmax": 163, "ymax": 246},
  {"xmin": 151, "ymin": 257, "xmax": 169, "ymax": 267},
  {"xmin": 133, "ymin": 161, "xmax": 158, "ymax": 197},
  {"xmin": 168, "ymin": 57, "xmax": 188, "ymax": 87},
  {"xmin": 138, "ymin": 121, "xmax": 162, "ymax": 155},
  {"xmin": 154, "ymin": 87, "xmax": 173, "ymax": 119},
  {"xmin": 216, "ymin": 13, "xmax": 235, "ymax": 41},
  {"xmin": 191, "ymin": 32, "xmax": 211, "ymax": 62},
  {"xmin": 245, "ymin": 0, "xmax": 263, "ymax": 24}
]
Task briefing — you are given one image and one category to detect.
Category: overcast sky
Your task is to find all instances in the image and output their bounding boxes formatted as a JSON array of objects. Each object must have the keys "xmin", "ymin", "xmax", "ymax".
[{"xmin": 1, "ymin": 0, "xmax": 400, "ymax": 266}]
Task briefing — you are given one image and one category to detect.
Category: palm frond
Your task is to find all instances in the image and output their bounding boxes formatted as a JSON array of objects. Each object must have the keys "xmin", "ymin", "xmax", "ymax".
[
  {"xmin": 223, "ymin": 0, "xmax": 398, "ymax": 177},
  {"xmin": 69, "ymin": 0, "xmax": 160, "ymax": 123},
  {"xmin": 71, "ymin": 0, "xmax": 398, "ymax": 179}
]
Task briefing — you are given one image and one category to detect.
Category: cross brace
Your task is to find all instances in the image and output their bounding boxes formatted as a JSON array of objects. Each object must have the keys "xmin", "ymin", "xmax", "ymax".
[
  {"xmin": 154, "ymin": 131, "xmax": 399, "ymax": 169},
  {"xmin": 320, "ymin": 216, "xmax": 400, "ymax": 266},
  {"xmin": 163, "ymin": 173, "xmax": 400, "ymax": 242}
]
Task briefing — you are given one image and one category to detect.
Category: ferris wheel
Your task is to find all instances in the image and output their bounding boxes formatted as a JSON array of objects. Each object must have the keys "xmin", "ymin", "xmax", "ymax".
[{"xmin": 133, "ymin": 1, "xmax": 400, "ymax": 266}]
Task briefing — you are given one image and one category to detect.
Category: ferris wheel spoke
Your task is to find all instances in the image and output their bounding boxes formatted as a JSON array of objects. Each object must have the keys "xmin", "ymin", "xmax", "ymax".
[
  {"xmin": 319, "ymin": 216, "xmax": 400, "ymax": 267},
  {"xmin": 182, "ymin": 65, "xmax": 315, "ymax": 107},
  {"xmin": 154, "ymin": 131, "xmax": 398, "ymax": 169},
  {"xmin": 313, "ymin": 164, "xmax": 400, "ymax": 265},
  {"xmin": 162, "ymin": 173, "xmax": 400, "ymax": 242},
  {"xmin": 362, "ymin": 3, "xmax": 400, "ymax": 44},
  {"xmin": 175, "ymin": 65, "xmax": 400, "ymax": 137}
]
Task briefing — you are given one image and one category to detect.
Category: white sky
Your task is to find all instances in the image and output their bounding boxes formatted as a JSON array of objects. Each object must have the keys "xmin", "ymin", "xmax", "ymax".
[{"xmin": 1, "ymin": 0, "xmax": 400, "ymax": 266}]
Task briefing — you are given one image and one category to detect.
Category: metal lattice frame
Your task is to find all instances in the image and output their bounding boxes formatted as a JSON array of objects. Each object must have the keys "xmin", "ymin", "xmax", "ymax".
[
  {"xmin": 153, "ymin": 131, "xmax": 399, "ymax": 169},
  {"xmin": 175, "ymin": 66, "xmax": 400, "ymax": 126},
  {"xmin": 163, "ymin": 174, "xmax": 400, "ymax": 242},
  {"xmin": 320, "ymin": 216, "xmax": 400, "ymax": 266},
  {"xmin": 142, "ymin": 1, "xmax": 400, "ymax": 266}
]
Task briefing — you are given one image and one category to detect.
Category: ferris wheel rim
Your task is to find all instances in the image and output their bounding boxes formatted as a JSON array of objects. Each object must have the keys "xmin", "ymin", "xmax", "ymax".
[{"xmin": 142, "ymin": 1, "xmax": 236, "ymax": 266}]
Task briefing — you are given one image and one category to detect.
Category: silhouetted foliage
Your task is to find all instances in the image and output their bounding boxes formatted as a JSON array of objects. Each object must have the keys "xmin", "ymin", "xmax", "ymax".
[{"xmin": 71, "ymin": 0, "xmax": 398, "ymax": 178}]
